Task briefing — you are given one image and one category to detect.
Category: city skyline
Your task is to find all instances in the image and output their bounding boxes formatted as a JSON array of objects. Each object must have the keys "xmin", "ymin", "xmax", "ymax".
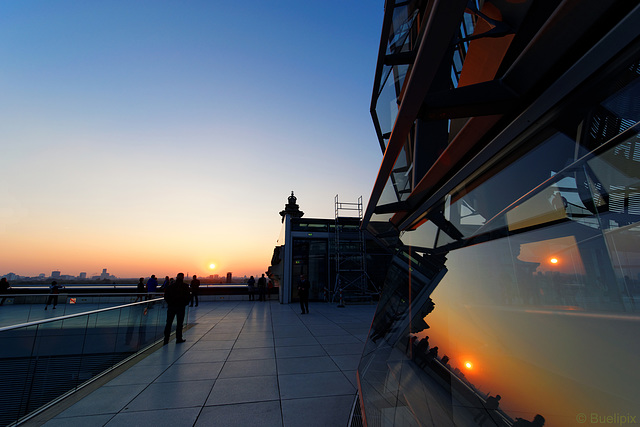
[{"xmin": 0, "ymin": 1, "xmax": 385, "ymax": 278}]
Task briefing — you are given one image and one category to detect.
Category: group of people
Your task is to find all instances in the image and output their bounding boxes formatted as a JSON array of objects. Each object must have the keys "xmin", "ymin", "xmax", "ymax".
[{"xmin": 246, "ymin": 273, "xmax": 273, "ymax": 301}]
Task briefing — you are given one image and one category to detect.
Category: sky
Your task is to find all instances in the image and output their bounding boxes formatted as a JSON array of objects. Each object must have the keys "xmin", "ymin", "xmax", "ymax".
[{"xmin": 0, "ymin": 1, "xmax": 385, "ymax": 279}]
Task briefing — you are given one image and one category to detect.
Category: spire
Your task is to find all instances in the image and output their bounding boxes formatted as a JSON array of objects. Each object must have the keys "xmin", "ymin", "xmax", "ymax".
[{"xmin": 279, "ymin": 191, "xmax": 304, "ymax": 222}]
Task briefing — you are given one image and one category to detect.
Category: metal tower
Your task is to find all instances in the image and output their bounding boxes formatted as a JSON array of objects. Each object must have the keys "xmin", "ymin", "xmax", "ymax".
[{"xmin": 333, "ymin": 195, "xmax": 372, "ymax": 302}]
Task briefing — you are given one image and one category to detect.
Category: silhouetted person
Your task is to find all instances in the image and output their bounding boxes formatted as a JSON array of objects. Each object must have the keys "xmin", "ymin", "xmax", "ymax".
[
  {"xmin": 189, "ymin": 275, "xmax": 200, "ymax": 307},
  {"xmin": 427, "ymin": 346, "xmax": 438, "ymax": 360},
  {"xmin": 513, "ymin": 414, "xmax": 545, "ymax": 426},
  {"xmin": 134, "ymin": 277, "xmax": 145, "ymax": 302},
  {"xmin": 163, "ymin": 272, "xmax": 190, "ymax": 344},
  {"xmin": 147, "ymin": 274, "xmax": 158, "ymax": 298},
  {"xmin": 160, "ymin": 276, "xmax": 170, "ymax": 291},
  {"xmin": 247, "ymin": 276, "xmax": 256, "ymax": 301},
  {"xmin": 44, "ymin": 281, "xmax": 63, "ymax": 310},
  {"xmin": 257, "ymin": 274, "xmax": 267, "ymax": 302},
  {"xmin": 415, "ymin": 336, "xmax": 430, "ymax": 367},
  {"xmin": 297, "ymin": 274, "xmax": 310, "ymax": 314},
  {"xmin": 474, "ymin": 394, "xmax": 501, "ymax": 425},
  {"xmin": 0, "ymin": 278, "xmax": 10, "ymax": 306}
]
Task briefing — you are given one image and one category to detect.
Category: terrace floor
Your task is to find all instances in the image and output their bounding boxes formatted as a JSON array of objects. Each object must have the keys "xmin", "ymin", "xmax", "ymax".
[{"xmin": 30, "ymin": 300, "xmax": 375, "ymax": 427}]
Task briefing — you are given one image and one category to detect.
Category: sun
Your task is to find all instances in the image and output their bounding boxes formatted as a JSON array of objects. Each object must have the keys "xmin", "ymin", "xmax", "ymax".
[
  {"xmin": 209, "ymin": 263, "xmax": 216, "ymax": 270},
  {"xmin": 465, "ymin": 361, "xmax": 473, "ymax": 370}
]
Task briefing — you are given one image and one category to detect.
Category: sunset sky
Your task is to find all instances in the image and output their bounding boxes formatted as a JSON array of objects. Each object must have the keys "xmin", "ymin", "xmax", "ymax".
[{"xmin": 0, "ymin": 1, "xmax": 384, "ymax": 278}]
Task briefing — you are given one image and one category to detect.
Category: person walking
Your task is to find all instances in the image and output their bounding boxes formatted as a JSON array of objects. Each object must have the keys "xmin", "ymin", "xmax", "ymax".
[
  {"xmin": 297, "ymin": 274, "xmax": 310, "ymax": 314},
  {"xmin": 0, "ymin": 278, "xmax": 11, "ymax": 306},
  {"xmin": 189, "ymin": 275, "xmax": 200, "ymax": 307},
  {"xmin": 163, "ymin": 272, "xmax": 190, "ymax": 344},
  {"xmin": 257, "ymin": 274, "xmax": 267, "ymax": 302},
  {"xmin": 44, "ymin": 281, "xmax": 63, "ymax": 310}
]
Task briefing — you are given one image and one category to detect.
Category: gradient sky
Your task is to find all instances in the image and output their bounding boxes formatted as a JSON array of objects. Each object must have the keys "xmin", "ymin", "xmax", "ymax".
[{"xmin": 0, "ymin": 1, "xmax": 385, "ymax": 278}]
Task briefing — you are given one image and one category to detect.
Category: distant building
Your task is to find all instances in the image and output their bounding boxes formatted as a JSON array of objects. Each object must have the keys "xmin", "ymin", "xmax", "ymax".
[
  {"xmin": 78, "ymin": 272, "xmax": 87, "ymax": 279},
  {"xmin": 226, "ymin": 272, "xmax": 232, "ymax": 283},
  {"xmin": 51, "ymin": 271, "xmax": 61, "ymax": 278},
  {"xmin": 270, "ymin": 194, "xmax": 391, "ymax": 304}
]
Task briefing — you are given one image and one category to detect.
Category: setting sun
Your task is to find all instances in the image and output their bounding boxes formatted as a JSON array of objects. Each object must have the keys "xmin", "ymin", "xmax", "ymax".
[
  {"xmin": 209, "ymin": 263, "xmax": 216, "ymax": 270},
  {"xmin": 550, "ymin": 257, "xmax": 558, "ymax": 264},
  {"xmin": 465, "ymin": 361, "xmax": 473, "ymax": 370}
]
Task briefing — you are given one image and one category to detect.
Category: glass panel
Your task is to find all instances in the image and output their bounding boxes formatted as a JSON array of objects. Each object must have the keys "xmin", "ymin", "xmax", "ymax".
[
  {"xmin": 375, "ymin": 64, "xmax": 408, "ymax": 140},
  {"xmin": 291, "ymin": 239, "xmax": 329, "ymax": 301},
  {"xmin": 0, "ymin": 299, "xmax": 168, "ymax": 426},
  {"xmin": 360, "ymin": 55, "xmax": 640, "ymax": 427}
]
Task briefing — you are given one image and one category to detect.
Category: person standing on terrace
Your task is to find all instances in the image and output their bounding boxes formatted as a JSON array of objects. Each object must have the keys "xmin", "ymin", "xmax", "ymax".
[
  {"xmin": 44, "ymin": 281, "xmax": 63, "ymax": 310},
  {"xmin": 164, "ymin": 272, "xmax": 190, "ymax": 344},
  {"xmin": 146, "ymin": 275, "xmax": 158, "ymax": 299},
  {"xmin": 189, "ymin": 275, "xmax": 200, "ymax": 307}
]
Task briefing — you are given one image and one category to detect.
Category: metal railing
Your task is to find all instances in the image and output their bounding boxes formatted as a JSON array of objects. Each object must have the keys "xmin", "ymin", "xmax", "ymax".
[{"xmin": 0, "ymin": 297, "xmax": 171, "ymax": 426}]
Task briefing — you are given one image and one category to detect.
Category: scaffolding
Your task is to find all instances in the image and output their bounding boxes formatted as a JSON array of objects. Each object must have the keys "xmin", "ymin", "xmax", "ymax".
[{"xmin": 333, "ymin": 195, "xmax": 375, "ymax": 303}]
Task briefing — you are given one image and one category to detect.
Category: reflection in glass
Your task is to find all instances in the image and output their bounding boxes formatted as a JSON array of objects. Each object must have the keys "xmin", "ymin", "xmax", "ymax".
[{"xmin": 359, "ymin": 58, "xmax": 640, "ymax": 425}]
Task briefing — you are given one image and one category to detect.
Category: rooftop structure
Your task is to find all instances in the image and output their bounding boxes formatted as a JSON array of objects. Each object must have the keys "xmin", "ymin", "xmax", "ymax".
[{"xmin": 356, "ymin": 1, "xmax": 640, "ymax": 425}]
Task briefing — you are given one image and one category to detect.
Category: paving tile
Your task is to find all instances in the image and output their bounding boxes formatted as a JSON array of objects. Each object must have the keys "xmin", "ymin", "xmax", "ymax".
[
  {"xmin": 56, "ymin": 384, "xmax": 147, "ymax": 417},
  {"xmin": 275, "ymin": 345, "xmax": 327, "ymax": 359},
  {"xmin": 315, "ymin": 334, "xmax": 362, "ymax": 345},
  {"xmin": 154, "ymin": 362, "xmax": 223, "ymax": 382},
  {"xmin": 278, "ymin": 371, "xmax": 355, "ymax": 400},
  {"xmin": 189, "ymin": 340, "xmax": 235, "ymax": 351},
  {"xmin": 276, "ymin": 356, "xmax": 339, "ymax": 375},
  {"xmin": 176, "ymin": 349, "xmax": 230, "ymax": 363},
  {"xmin": 42, "ymin": 414, "xmax": 114, "ymax": 426},
  {"xmin": 205, "ymin": 376, "xmax": 279, "ymax": 406},
  {"xmin": 196, "ymin": 400, "xmax": 283, "ymax": 427},
  {"xmin": 218, "ymin": 358, "xmax": 277, "ymax": 378},
  {"xmin": 106, "ymin": 364, "xmax": 168, "ymax": 386},
  {"xmin": 274, "ymin": 336, "xmax": 318, "ymax": 347},
  {"xmin": 200, "ymin": 333, "xmax": 240, "ymax": 341},
  {"xmin": 227, "ymin": 346, "xmax": 275, "ymax": 361},
  {"xmin": 124, "ymin": 379, "xmax": 215, "ymax": 410},
  {"xmin": 322, "ymin": 342, "xmax": 365, "ymax": 356},
  {"xmin": 330, "ymin": 354, "xmax": 362, "ymax": 371},
  {"xmin": 233, "ymin": 338, "xmax": 274, "ymax": 349},
  {"xmin": 281, "ymin": 394, "xmax": 355, "ymax": 427},
  {"xmin": 106, "ymin": 407, "xmax": 200, "ymax": 427}
]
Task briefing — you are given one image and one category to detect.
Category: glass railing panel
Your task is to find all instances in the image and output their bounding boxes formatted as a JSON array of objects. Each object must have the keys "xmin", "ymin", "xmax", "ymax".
[{"xmin": 0, "ymin": 298, "xmax": 170, "ymax": 426}]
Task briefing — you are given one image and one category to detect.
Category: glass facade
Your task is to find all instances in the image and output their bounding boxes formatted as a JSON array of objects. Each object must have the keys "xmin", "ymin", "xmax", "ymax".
[{"xmin": 359, "ymin": 1, "xmax": 640, "ymax": 426}]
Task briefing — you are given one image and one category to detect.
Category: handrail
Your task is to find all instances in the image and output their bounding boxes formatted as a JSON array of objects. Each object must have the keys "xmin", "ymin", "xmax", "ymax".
[{"xmin": 0, "ymin": 297, "xmax": 164, "ymax": 333}]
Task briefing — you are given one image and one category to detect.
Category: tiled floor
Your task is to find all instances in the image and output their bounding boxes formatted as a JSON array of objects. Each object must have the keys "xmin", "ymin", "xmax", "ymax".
[{"xmin": 40, "ymin": 300, "xmax": 375, "ymax": 427}]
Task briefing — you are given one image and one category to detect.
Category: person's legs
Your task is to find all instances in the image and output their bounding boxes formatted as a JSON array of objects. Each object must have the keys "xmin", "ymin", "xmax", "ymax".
[
  {"xmin": 164, "ymin": 306, "xmax": 177, "ymax": 343},
  {"xmin": 175, "ymin": 307, "xmax": 186, "ymax": 341},
  {"xmin": 194, "ymin": 293, "xmax": 199, "ymax": 307},
  {"xmin": 300, "ymin": 297, "xmax": 305, "ymax": 314}
]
